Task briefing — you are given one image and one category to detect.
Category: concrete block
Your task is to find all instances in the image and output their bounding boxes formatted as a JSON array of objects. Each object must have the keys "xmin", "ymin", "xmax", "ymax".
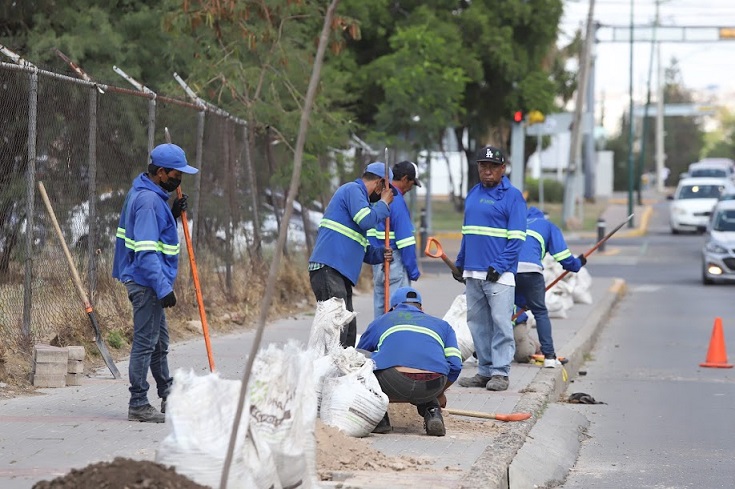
[
  {"xmin": 32, "ymin": 362, "xmax": 68, "ymax": 376},
  {"xmin": 66, "ymin": 373, "xmax": 82, "ymax": 386},
  {"xmin": 31, "ymin": 373, "xmax": 66, "ymax": 388},
  {"xmin": 33, "ymin": 345, "xmax": 68, "ymax": 364},
  {"xmin": 67, "ymin": 360, "xmax": 84, "ymax": 374},
  {"xmin": 67, "ymin": 346, "xmax": 86, "ymax": 361}
]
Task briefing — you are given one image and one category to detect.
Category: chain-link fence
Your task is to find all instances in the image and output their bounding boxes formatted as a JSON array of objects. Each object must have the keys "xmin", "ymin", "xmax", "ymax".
[{"xmin": 0, "ymin": 60, "xmax": 323, "ymax": 351}]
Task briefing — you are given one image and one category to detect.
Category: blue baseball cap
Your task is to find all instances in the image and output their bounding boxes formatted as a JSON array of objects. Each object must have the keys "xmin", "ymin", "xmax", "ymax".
[
  {"xmin": 365, "ymin": 162, "xmax": 393, "ymax": 181},
  {"xmin": 390, "ymin": 286, "xmax": 422, "ymax": 308},
  {"xmin": 150, "ymin": 144, "xmax": 199, "ymax": 174}
]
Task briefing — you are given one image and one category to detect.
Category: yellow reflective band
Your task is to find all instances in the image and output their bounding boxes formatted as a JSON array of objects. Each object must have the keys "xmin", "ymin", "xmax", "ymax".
[
  {"xmin": 553, "ymin": 249, "xmax": 572, "ymax": 261},
  {"xmin": 462, "ymin": 226, "xmax": 526, "ymax": 240},
  {"xmin": 444, "ymin": 347, "xmax": 462, "ymax": 359},
  {"xmin": 507, "ymin": 230, "xmax": 526, "ymax": 240},
  {"xmin": 320, "ymin": 218, "xmax": 368, "ymax": 249},
  {"xmin": 395, "ymin": 236, "xmax": 416, "ymax": 249},
  {"xmin": 527, "ymin": 229, "xmax": 545, "ymax": 257},
  {"xmin": 353, "ymin": 207, "xmax": 371, "ymax": 225},
  {"xmin": 376, "ymin": 324, "xmax": 444, "ymax": 350},
  {"xmin": 117, "ymin": 228, "xmax": 180, "ymax": 255},
  {"xmin": 368, "ymin": 230, "xmax": 396, "ymax": 240}
]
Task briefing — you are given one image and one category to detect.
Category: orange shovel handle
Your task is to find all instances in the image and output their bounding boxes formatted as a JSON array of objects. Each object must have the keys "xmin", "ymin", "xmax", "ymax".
[{"xmin": 424, "ymin": 236, "xmax": 461, "ymax": 276}]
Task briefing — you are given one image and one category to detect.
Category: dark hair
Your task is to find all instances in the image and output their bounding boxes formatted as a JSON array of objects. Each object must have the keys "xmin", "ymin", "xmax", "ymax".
[{"xmin": 148, "ymin": 163, "xmax": 175, "ymax": 175}]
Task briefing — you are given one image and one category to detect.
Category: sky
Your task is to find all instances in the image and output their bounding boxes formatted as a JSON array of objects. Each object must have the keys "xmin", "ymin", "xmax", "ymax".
[{"xmin": 560, "ymin": 0, "xmax": 735, "ymax": 135}]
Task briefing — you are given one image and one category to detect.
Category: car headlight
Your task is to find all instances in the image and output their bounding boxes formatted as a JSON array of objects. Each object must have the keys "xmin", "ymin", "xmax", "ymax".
[
  {"xmin": 672, "ymin": 206, "xmax": 687, "ymax": 216},
  {"xmin": 705, "ymin": 242, "xmax": 728, "ymax": 254}
]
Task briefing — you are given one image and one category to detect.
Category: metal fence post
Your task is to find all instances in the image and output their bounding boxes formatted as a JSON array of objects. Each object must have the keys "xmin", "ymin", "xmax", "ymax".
[
  {"xmin": 147, "ymin": 96, "xmax": 156, "ymax": 155},
  {"xmin": 192, "ymin": 109, "xmax": 204, "ymax": 249},
  {"xmin": 597, "ymin": 217, "xmax": 606, "ymax": 253},
  {"xmin": 22, "ymin": 69, "xmax": 38, "ymax": 340},
  {"xmin": 87, "ymin": 88, "xmax": 98, "ymax": 301}
]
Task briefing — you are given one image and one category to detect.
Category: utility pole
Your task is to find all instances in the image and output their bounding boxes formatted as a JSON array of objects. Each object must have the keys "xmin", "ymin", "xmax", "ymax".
[
  {"xmin": 583, "ymin": 23, "xmax": 599, "ymax": 201},
  {"xmin": 655, "ymin": 39, "xmax": 666, "ymax": 192},
  {"xmin": 563, "ymin": 0, "xmax": 596, "ymax": 227},
  {"xmin": 626, "ymin": 0, "xmax": 635, "ymax": 227}
]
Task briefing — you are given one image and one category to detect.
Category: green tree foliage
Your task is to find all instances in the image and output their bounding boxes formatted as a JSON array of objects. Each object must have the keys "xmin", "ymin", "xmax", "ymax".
[{"xmin": 702, "ymin": 109, "xmax": 735, "ymax": 161}]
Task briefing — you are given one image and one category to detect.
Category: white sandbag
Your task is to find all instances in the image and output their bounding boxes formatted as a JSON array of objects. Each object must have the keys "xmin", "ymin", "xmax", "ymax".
[
  {"xmin": 156, "ymin": 370, "xmax": 280, "ymax": 489},
  {"xmin": 307, "ymin": 297, "xmax": 357, "ymax": 356},
  {"xmin": 320, "ymin": 359, "xmax": 388, "ymax": 438},
  {"xmin": 313, "ymin": 355, "xmax": 339, "ymax": 417},
  {"xmin": 442, "ymin": 294, "xmax": 475, "ymax": 361},
  {"xmin": 513, "ymin": 321, "xmax": 540, "ymax": 363},
  {"xmin": 545, "ymin": 292, "xmax": 568, "ymax": 319},
  {"xmin": 572, "ymin": 267, "xmax": 594, "ymax": 304},
  {"xmin": 249, "ymin": 342, "xmax": 319, "ymax": 489}
]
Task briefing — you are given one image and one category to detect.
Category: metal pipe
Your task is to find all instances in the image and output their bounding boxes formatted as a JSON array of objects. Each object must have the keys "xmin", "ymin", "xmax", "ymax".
[{"xmin": 22, "ymin": 70, "xmax": 38, "ymax": 340}]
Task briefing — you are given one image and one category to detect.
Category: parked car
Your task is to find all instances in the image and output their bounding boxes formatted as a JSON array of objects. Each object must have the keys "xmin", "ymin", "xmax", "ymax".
[
  {"xmin": 702, "ymin": 200, "xmax": 735, "ymax": 284},
  {"xmin": 687, "ymin": 161, "xmax": 734, "ymax": 181},
  {"xmin": 668, "ymin": 177, "xmax": 735, "ymax": 234}
]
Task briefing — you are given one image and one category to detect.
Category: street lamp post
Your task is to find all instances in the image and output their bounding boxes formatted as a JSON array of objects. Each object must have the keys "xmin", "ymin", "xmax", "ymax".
[{"xmin": 627, "ymin": 0, "xmax": 635, "ymax": 227}]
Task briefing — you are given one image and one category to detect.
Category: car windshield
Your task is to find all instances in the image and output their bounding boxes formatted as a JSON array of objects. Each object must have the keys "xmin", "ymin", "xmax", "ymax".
[
  {"xmin": 677, "ymin": 184, "xmax": 723, "ymax": 199},
  {"xmin": 690, "ymin": 168, "xmax": 728, "ymax": 178},
  {"xmin": 713, "ymin": 209, "xmax": 735, "ymax": 232},
  {"xmin": 721, "ymin": 193, "xmax": 735, "ymax": 201}
]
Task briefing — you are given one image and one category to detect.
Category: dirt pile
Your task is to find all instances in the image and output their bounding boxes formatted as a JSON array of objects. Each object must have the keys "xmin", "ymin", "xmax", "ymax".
[{"xmin": 32, "ymin": 457, "xmax": 208, "ymax": 489}]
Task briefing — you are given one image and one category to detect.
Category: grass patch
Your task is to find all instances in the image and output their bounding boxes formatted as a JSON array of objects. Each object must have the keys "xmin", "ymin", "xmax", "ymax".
[{"xmin": 107, "ymin": 330, "xmax": 126, "ymax": 350}]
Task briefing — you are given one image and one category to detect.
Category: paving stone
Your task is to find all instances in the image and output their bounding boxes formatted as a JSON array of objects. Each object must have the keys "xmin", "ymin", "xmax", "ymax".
[
  {"xmin": 67, "ymin": 346, "xmax": 86, "ymax": 361},
  {"xmin": 31, "ymin": 373, "xmax": 66, "ymax": 388},
  {"xmin": 33, "ymin": 346, "xmax": 68, "ymax": 364},
  {"xmin": 67, "ymin": 360, "xmax": 84, "ymax": 374}
]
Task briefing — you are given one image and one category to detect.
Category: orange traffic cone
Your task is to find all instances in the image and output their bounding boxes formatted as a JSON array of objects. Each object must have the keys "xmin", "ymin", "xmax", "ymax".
[{"xmin": 700, "ymin": 317, "xmax": 733, "ymax": 369}]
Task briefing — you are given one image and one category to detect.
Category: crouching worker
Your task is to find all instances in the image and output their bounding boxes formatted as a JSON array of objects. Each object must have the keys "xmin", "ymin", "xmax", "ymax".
[{"xmin": 357, "ymin": 286, "xmax": 462, "ymax": 437}]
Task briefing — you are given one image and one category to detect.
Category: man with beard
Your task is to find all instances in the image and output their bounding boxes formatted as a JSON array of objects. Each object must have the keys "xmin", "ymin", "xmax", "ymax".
[
  {"xmin": 112, "ymin": 143, "xmax": 197, "ymax": 423},
  {"xmin": 308, "ymin": 162, "xmax": 394, "ymax": 347},
  {"xmin": 453, "ymin": 146, "xmax": 527, "ymax": 392}
]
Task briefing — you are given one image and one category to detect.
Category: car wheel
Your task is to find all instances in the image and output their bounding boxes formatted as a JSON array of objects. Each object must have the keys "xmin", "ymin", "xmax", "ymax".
[{"xmin": 671, "ymin": 227, "xmax": 681, "ymax": 235}]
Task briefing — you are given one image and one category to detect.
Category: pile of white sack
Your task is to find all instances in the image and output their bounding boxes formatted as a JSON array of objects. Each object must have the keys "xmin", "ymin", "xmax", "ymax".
[
  {"xmin": 309, "ymin": 298, "xmax": 389, "ymax": 438},
  {"xmin": 155, "ymin": 341, "xmax": 320, "ymax": 489},
  {"xmin": 442, "ymin": 260, "xmax": 594, "ymax": 364}
]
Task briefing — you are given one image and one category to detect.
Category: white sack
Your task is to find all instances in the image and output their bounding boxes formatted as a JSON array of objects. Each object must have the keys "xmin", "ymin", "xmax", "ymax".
[{"xmin": 442, "ymin": 294, "xmax": 475, "ymax": 361}]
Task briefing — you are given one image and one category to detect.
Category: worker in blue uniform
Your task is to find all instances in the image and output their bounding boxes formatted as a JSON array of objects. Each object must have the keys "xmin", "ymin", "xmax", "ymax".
[
  {"xmin": 357, "ymin": 286, "xmax": 462, "ymax": 436},
  {"xmin": 308, "ymin": 162, "xmax": 394, "ymax": 347},
  {"xmin": 454, "ymin": 145, "xmax": 527, "ymax": 392},
  {"xmin": 368, "ymin": 160, "xmax": 422, "ymax": 319}
]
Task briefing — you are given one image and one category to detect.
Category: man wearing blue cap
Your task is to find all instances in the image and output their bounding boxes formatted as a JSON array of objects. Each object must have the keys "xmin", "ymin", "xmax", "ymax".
[
  {"xmin": 309, "ymin": 162, "xmax": 395, "ymax": 347},
  {"xmin": 113, "ymin": 143, "xmax": 198, "ymax": 423},
  {"xmin": 357, "ymin": 286, "xmax": 462, "ymax": 436}
]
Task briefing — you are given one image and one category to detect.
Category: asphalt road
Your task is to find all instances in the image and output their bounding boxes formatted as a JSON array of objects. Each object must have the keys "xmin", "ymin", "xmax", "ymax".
[{"xmin": 559, "ymin": 201, "xmax": 735, "ymax": 488}]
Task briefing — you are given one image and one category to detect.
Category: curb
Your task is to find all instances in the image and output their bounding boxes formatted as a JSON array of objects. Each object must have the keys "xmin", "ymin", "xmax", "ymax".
[{"xmin": 459, "ymin": 278, "xmax": 627, "ymax": 489}]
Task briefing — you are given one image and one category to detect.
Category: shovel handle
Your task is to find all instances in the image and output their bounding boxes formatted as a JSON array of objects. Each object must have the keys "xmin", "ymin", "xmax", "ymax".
[
  {"xmin": 445, "ymin": 407, "xmax": 532, "ymax": 422},
  {"xmin": 424, "ymin": 236, "xmax": 461, "ymax": 276}
]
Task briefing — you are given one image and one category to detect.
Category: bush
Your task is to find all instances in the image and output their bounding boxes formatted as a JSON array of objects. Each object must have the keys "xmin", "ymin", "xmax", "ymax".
[{"xmin": 524, "ymin": 178, "xmax": 564, "ymax": 203}]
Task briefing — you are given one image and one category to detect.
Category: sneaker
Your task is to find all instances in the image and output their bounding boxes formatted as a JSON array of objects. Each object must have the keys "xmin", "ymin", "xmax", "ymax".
[
  {"xmin": 485, "ymin": 375, "xmax": 509, "ymax": 391},
  {"xmin": 128, "ymin": 404, "xmax": 165, "ymax": 423},
  {"xmin": 161, "ymin": 398, "xmax": 167, "ymax": 414},
  {"xmin": 458, "ymin": 374, "xmax": 492, "ymax": 388},
  {"xmin": 544, "ymin": 357, "xmax": 562, "ymax": 368},
  {"xmin": 424, "ymin": 407, "xmax": 446, "ymax": 437},
  {"xmin": 372, "ymin": 413, "xmax": 392, "ymax": 434}
]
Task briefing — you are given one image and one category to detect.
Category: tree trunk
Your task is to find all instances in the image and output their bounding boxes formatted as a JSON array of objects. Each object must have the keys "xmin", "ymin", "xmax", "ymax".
[{"xmin": 242, "ymin": 119, "xmax": 262, "ymax": 262}]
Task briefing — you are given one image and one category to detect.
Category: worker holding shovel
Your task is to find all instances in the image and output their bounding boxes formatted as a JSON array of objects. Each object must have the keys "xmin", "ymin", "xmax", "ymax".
[
  {"xmin": 453, "ymin": 146, "xmax": 527, "ymax": 392},
  {"xmin": 112, "ymin": 143, "xmax": 198, "ymax": 423},
  {"xmin": 516, "ymin": 206, "xmax": 586, "ymax": 368}
]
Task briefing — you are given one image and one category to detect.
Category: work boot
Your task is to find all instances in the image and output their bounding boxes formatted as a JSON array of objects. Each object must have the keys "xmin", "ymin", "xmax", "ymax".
[
  {"xmin": 485, "ymin": 375, "xmax": 509, "ymax": 391},
  {"xmin": 128, "ymin": 404, "xmax": 165, "ymax": 423},
  {"xmin": 161, "ymin": 397, "xmax": 167, "ymax": 414},
  {"xmin": 372, "ymin": 413, "xmax": 392, "ymax": 434},
  {"xmin": 423, "ymin": 407, "xmax": 446, "ymax": 437},
  {"xmin": 458, "ymin": 374, "xmax": 492, "ymax": 388}
]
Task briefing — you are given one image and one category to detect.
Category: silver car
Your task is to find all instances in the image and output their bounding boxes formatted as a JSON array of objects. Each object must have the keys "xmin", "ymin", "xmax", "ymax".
[{"xmin": 702, "ymin": 200, "xmax": 735, "ymax": 284}]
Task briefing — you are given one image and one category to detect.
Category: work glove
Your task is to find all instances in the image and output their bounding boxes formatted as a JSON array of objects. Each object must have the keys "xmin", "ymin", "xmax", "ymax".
[
  {"xmin": 452, "ymin": 266, "xmax": 465, "ymax": 284},
  {"xmin": 161, "ymin": 291, "xmax": 177, "ymax": 308},
  {"xmin": 486, "ymin": 266, "xmax": 501, "ymax": 282},
  {"xmin": 577, "ymin": 254, "xmax": 587, "ymax": 267},
  {"xmin": 172, "ymin": 194, "xmax": 188, "ymax": 219},
  {"xmin": 383, "ymin": 248, "xmax": 394, "ymax": 263}
]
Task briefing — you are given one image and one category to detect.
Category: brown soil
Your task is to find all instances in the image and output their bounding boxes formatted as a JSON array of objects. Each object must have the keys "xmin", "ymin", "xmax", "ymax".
[{"xmin": 31, "ymin": 457, "xmax": 209, "ymax": 489}]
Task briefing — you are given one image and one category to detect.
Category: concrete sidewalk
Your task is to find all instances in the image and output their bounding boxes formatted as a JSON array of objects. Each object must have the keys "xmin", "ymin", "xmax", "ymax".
[{"xmin": 0, "ymin": 269, "xmax": 625, "ymax": 489}]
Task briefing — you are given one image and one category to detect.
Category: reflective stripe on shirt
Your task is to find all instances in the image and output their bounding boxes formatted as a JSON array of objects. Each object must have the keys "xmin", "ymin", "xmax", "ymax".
[
  {"xmin": 377, "ymin": 324, "xmax": 444, "ymax": 350},
  {"xmin": 319, "ymin": 218, "xmax": 368, "ymax": 249},
  {"xmin": 462, "ymin": 225, "xmax": 526, "ymax": 241},
  {"xmin": 116, "ymin": 227, "xmax": 180, "ymax": 255},
  {"xmin": 527, "ymin": 229, "xmax": 545, "ymax": 258}
]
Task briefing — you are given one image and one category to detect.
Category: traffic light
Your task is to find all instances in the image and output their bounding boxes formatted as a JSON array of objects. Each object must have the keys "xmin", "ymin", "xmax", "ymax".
[{"xmin": 513, "ymin": 110, "xmax": 524, "ymax": 123}]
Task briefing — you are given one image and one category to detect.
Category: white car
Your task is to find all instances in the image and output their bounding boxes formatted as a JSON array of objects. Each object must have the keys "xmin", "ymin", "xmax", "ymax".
[
  {"xmin": 669, "ymin": 177, "xmax": 735, "ymax": 234},
  {"xmin": 702, "ymin": 200, "xmax": 735, "ymax": 284}
]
